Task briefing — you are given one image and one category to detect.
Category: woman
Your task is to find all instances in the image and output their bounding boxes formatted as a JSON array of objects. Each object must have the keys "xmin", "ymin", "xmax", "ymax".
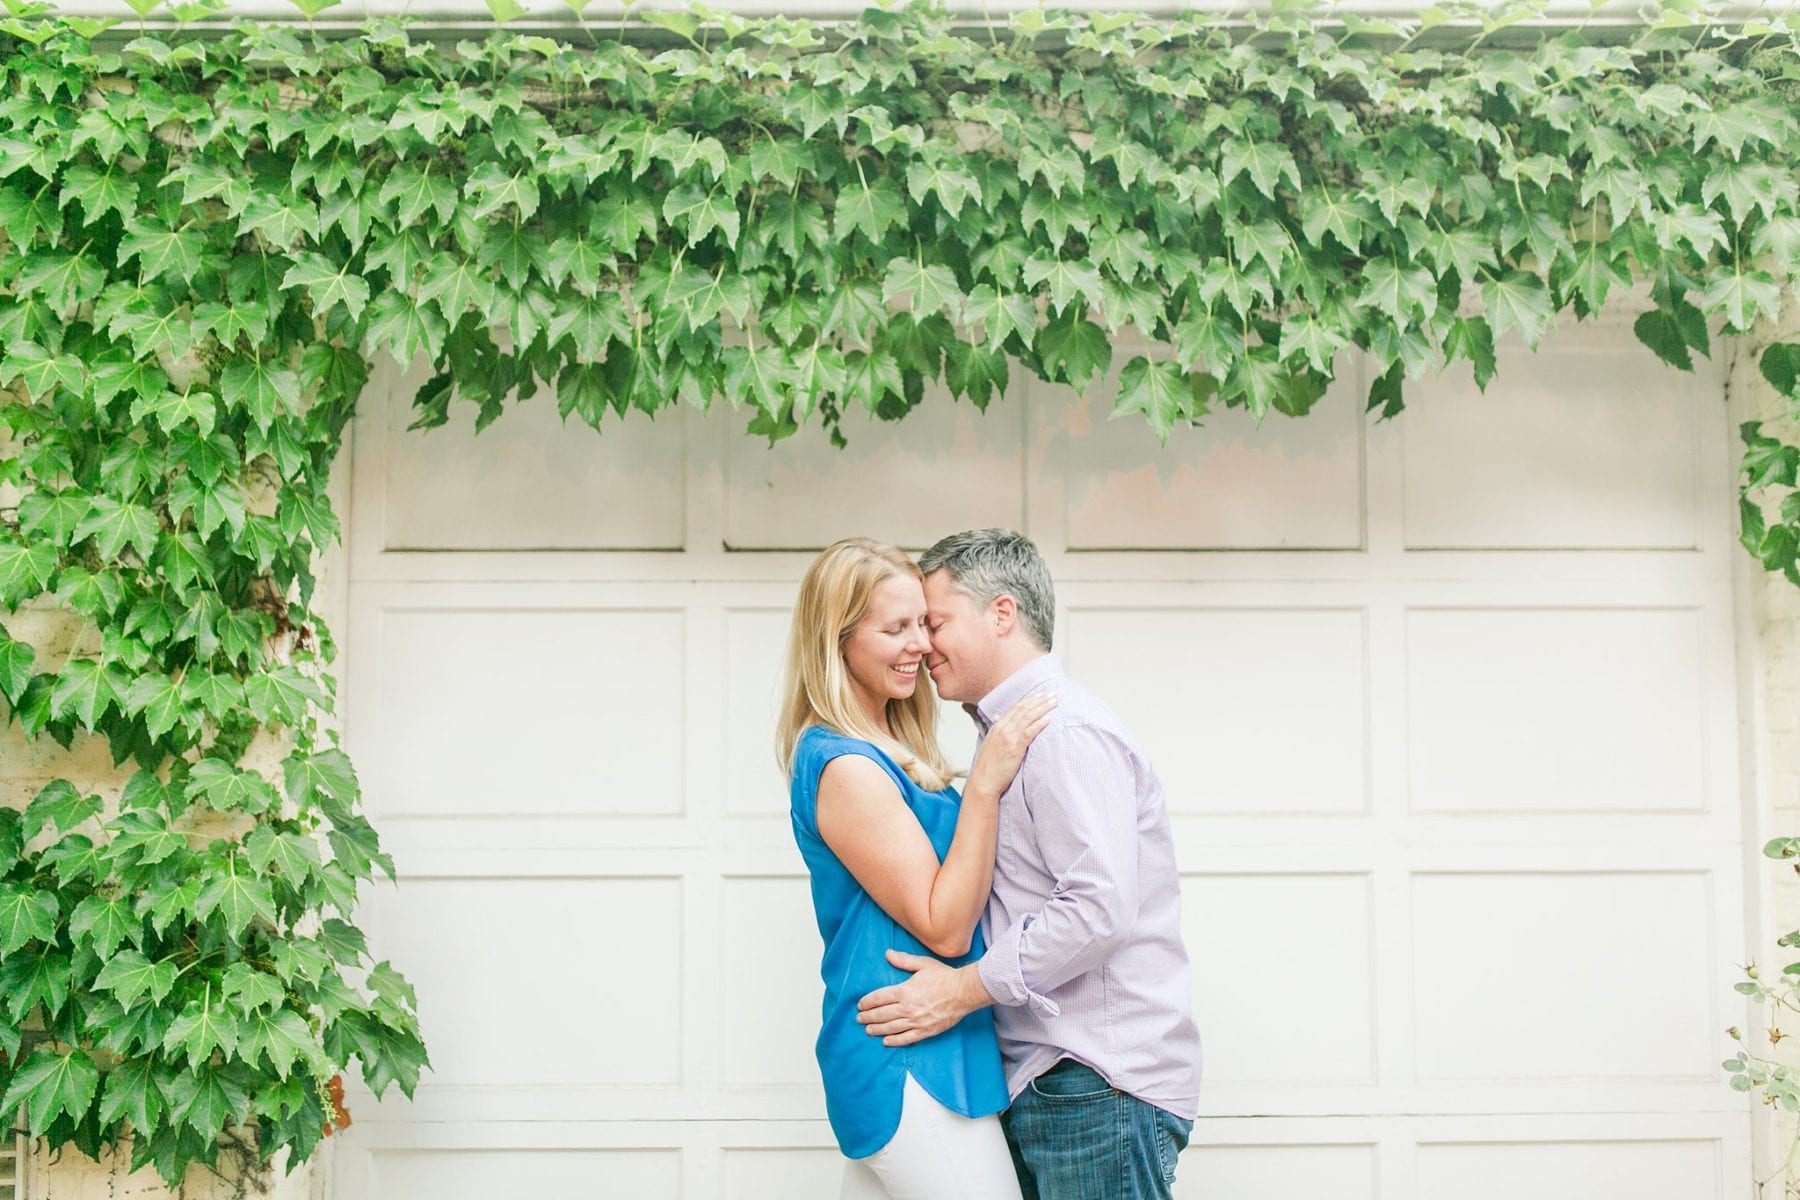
[{"xmin": 776, "ymin": 537, "xmax": 1054, "ymax": 1200}]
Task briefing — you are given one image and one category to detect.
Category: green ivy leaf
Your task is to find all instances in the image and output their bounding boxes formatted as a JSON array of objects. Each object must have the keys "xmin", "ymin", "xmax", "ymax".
[
  {"xmin": 0, "ymin": 181, "xmax": 62, "ymax": 244},
  {"xmin": 1690, "ymin": 103, "xmax": 1770, "ymax": 160},
  {"xmin": 281, "ymin": 252, "xmax": 370, "ymax": 323},
  {"xmin": 1172, "ymin": 306, "xmax": 1245, "ymax": 372},
  {"xmin": 276, "ymin": 483, "xmax": 340, "ymax": 548},
  {"xmin": 882, "ymin": 258, "xmax": 962, "ymax": 318},
  {"xmin": 92, "ymin": 359, "xmax": 169, "ymax": 419},
  {"xmin": 905, "ymin": 158, "xmax": 982, "ymax": 219},
  {"xmin": 547, "ymin": 292, "xmax": 629, "ymax": 361},
  {"xmin": 1022, "ymin": 256, "xmax": 1103, "ymax": 318},
  {"xmin": 195, "ymin": 857, "xmax": 278, "ymax": 939},
  {"xmin": 61, "ymin": 163, "xmax": 139, "ymax": 225},
  {"xmin": 283, "ymin": 749, "xmax": 359, "ymax": 823},
  {"xmin": 110, "ymin": 813, "xmax": 188, "ymax": 874},
  {"xmin": 120, "ymin": 671, "xmax": 186, "ymax": 740},
  {"xmin": 129, "ymin": 388, "xmax": 218, "ymax": 438},
  {"xmin": 1633, "ymin": 309, "xmax": 1694, "ymax": 371},
  {"xmin": 364, "ymin": 292, "xmax": 449, "ymax": 365},
  {"xmin": 377, "ymin": 164, "xmax": 459, "ymax": 228},
  {"xmin": 162, "ymin": 987, "xmax": 241, "ymax": 1069},
  {"xmin": 1701, "ymin": 265, "xmax": 1783, "ymax": 332},
  {"xmin": 962, "ymin": 285, "xmax": 1036, "ymax": 351},
  {"xmin": 167, "ymin": 474, "xmax": 247, "ymax": 541},
  {"xmin": 1761, "ymin": 344, "xmax": 1800, "ymax": 398},
  {"xmin": 1299, "ymin": 191, "xmax": 1371, "ymax": 252},
  {"xmin": 1219, "ymin": 138, "xmax": 1300, "ymax": 193},
  {"xmin": 1222, "ymin": 347, "xmax": 1287, "ymax": 419},
  {"xmin": 50, "ymin": 657, "xmax": 123, "ymax": 729},
  {"xmin": 721, "ymin": 343, "xmax": 798, "ymax": 419},
  {"xmin": 40, "ymin": 835, "xmax": 105, "ymax": 889},
  {"xmin": 240, "ymin": 1007, "xmax": 318, "ymax": 1078},
  {"xmin": 2, "ymin": 341, "xmax": 87, "ymax": 398},
  {"xmin": 590, "ymin": 194, "xmax": 659, "ymax": 254},
  {"xmin": 1481, "ymin": 270, "xmax": 1552, "ymax": 349},
  {"xmin": 1113, "ymin": 356, "xmax": 1201, "ymax": 443},
  {"xmin": 1555, "ymin": 243, "xmax": 1631, "ymax": 317},
  {"xmin": 945, "ymin": 340, "xmax": 1009, "ymax": 411},
  {"xmin": 0, "ymin": 539, "xmax": 62, "ymax": 604},
  {"xmin": 0, "ymin": 1047, "xmax": 98, "ymax": 1136},
  {"xmin": 18, "ymin": 487, "xmax": 94, "ymax": 547},
  {"xmin": 661, "ymin": 184, "xmax": 741, "ymax": 249},
  {"xmin": 1358, "ymin": 258, "xmax": 1437, "ymax": 325},
  {"xmin": 185, "ymin": 760, "xmax": 281, "ymax": 816},
  {"xmin": 465, "ymin": 161, "xmax": 541, "ymax": 221},
  {"xmin": 166, "ymin": 1064, "xmax": 250, "ymax": 1139},
  {"xmin": 222, "ymin": 962, "xmax": 287, "ymax": 1011},
  {"xmin": 0, "ymin": 624, "xmax": 34, "ymax": 704},
  {"xmin": 71, "ymin": 497, "xmax": 161, "ymax": 563},
  {"xmin": 1035, "ymin": 315, "xmax": 1112, "ymax": 394},
  {"xmin": 1278, "ymin": 312, "xmax": 1349, "ymax": 375},
  {"xmin": 220, "ymin": 358, "xmax": 300, "ymax": 433},
  {"xmin": 117, "ymin": 218, "xmax": 207, "ymax": 284},
  {"xmin": 1444, "ymin": 316, "xmax": 1499, "ymax": 390},
  {"xmin": 0, "ymin": 886, "xmax": 57, "ymax": 956},
  {"xmin": 69, "ymin": 894, "xmax": 141, "ymax": 958},
  {"xmin": 23, "ymin": 779, "xmax": 100, "ymax": 843},
  {"xmin": 236, "ymin": 191, "xmax": 320, "ymax": 246},
  {"xmin": 834, "ymin": 176, "xmax": 906, "ymax": 244},
  {"xmin": 0, "ymin": 946, "xmax": 72, "ymax": 1024},
  {"xmin": 97, "ymin": 1057, "xmax": 165, "ymax": 1135}
]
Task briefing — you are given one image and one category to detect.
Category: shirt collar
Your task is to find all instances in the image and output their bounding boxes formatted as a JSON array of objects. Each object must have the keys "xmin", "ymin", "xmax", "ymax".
[{"xmin": 969, "ymin": 653, "xmax": 1065, "ymax": 731}]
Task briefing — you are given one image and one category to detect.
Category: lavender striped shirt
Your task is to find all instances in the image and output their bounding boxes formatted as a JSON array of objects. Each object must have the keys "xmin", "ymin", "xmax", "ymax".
[{"xmin": 970, "ymin": 653, "xmax": 1203, "ymax": 1119}]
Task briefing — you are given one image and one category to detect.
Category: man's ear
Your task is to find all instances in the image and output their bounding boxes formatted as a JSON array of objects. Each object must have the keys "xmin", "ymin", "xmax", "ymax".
[{"xmin": 990, "ymin": 594, "xmax": 1018, "ymax": 637}]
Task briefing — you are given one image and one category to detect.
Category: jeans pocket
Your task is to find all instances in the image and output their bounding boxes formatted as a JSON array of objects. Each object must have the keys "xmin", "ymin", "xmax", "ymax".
[
  {"xmin": 1154, "ymin": 1110, "xmax": 1193, "ymax": 1185},
  {"xmin": 1027, "ymin": 1061, "xmax": 1114, "ymax": 1103}
]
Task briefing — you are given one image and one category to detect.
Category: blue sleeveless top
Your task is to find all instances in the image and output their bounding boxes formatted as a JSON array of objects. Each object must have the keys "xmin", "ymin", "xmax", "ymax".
[{"xmin": 788, "ymin": 725, "xmax": 1009, "ymax": 1158}]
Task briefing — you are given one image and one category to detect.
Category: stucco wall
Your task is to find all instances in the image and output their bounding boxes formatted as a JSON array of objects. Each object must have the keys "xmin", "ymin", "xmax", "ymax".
[{"xmin": 0, "ymin": 398, "xmax": 355, "ymax": 1200}]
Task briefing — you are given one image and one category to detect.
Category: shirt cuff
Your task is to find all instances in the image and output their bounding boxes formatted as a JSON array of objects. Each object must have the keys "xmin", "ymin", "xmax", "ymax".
[{"xmin": 978, "ymin": 916, "xmax": 1062, "ymax": 1018}]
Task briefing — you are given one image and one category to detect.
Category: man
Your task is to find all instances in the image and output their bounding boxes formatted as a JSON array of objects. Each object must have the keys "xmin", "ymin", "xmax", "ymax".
[{"xmin": 857, "ymin": 528, "xmax": 1203, "ymax": 1200}]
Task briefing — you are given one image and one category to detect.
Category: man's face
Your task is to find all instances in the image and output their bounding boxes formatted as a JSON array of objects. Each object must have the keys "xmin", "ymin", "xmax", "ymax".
[{"xmin": 922, "ymin": 570, "xmax": 996, "ymax": 704}]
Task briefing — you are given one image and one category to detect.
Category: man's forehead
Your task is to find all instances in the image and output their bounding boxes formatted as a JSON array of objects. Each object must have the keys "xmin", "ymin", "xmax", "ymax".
[{"xmin": 922, "ymin": 572, "xmax": 975, "ymax": 612}]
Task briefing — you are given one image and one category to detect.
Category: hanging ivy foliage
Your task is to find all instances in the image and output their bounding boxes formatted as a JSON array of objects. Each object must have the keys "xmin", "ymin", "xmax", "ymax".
[{"xmin": 0, "ymin": 0, "xmax": 1798, "ymax": 1186}]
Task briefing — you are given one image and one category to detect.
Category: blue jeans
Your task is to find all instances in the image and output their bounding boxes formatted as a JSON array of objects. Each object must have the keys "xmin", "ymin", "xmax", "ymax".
[{"xmin": 1000, "ymin": 1059, "xmax": 1193, "ymax": 1200}]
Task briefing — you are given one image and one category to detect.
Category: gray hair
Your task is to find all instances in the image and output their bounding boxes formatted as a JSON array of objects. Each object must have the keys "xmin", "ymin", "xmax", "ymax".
[{"xmin": 918, "ymin": 529, "xmax": 1056, "ymax": 651}]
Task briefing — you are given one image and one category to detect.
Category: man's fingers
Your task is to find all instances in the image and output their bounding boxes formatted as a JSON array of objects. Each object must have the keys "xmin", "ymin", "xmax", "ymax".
[
  {"xmin": 857, "ymin": 1003, "xmax": 904, "ymax": 1025},
  {"xmin": 886, "ymin": 948, "xmax": 933, "ymax": 972},
  {"xmin": 858, "ymin": 986, "xmax": 900, "ymax": 1012}
]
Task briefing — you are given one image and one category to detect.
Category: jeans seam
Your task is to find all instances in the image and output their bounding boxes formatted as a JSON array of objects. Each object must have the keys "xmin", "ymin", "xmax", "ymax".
[{"xmin": 1119, "ymin": 1090, "xmax": 1130, "ymax": 1199}]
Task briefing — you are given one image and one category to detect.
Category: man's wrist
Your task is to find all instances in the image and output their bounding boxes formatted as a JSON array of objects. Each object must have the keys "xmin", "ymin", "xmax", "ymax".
[{"xmin": 958, "ymin": 963, "xmax": 997, "ymax": 1012}]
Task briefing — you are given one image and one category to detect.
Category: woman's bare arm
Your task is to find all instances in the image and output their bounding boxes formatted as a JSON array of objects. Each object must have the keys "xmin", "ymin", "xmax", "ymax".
[{"xmin": 816, "ymin": 694, "xmax": 1055, "ymax": 957}]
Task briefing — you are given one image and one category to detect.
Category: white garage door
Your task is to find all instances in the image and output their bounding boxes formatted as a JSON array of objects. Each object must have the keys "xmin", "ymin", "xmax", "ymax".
[{"xmin": 329, "ymin": 305, "xmax": 1752, "ymax": 1199}]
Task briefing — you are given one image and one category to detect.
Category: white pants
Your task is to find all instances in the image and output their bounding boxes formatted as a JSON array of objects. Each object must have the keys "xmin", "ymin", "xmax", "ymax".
[{"xmin": 840, "ymin": 1073, "xmax": 1025, "ymax": 1200}]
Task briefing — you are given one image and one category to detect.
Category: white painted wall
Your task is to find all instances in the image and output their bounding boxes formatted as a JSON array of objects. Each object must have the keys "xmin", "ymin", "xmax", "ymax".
[
  {"xmin": 1727, "ymin": 306, "xmax": 1800, "ymax": 1192},
  {"xmin": 327, "ymin": 302, "xmax": 1754, "ymax": 1198}
]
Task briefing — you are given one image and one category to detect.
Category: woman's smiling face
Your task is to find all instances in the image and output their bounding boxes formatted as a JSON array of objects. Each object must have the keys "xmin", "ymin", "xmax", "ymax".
[{"xmin": 842, "ymin": 573, "xmax": 932, "ymax": 722}]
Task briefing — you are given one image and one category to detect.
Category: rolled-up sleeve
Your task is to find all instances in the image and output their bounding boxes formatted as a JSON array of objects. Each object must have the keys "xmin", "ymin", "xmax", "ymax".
[{"xmin": 977, "ymin": 722, "xmax": 1140, "ymax": 1016}]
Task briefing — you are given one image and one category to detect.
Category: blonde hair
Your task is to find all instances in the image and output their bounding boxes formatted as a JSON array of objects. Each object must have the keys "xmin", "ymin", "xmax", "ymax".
[{"xmin": 775, "ymin": 537, "xmax": 955, "ymax": 792}]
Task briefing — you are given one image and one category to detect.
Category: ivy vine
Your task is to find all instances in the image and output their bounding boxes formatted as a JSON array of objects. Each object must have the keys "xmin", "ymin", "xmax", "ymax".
[{"xmin": 0, "ymin": 0, "xmax": 1798, "ymax": 1186}]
